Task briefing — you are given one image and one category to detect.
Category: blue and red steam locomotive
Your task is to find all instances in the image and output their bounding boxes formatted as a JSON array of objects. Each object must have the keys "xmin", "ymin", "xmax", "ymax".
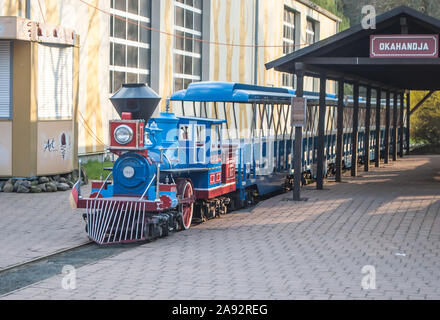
[
  {"xmin": 71, "ymin": 83, "xmax": 243, "ymax": 244},
  {"xmin": 71, "ymin": 82, "xmax": 397, "ymax": 245}
]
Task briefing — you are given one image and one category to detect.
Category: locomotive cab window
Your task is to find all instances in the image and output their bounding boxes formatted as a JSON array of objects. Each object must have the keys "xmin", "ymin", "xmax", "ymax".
[
  {"xmin": 195, "ymin": 125, "xmax": 205, "ymax": 144},
  {"xmin": 210, "ymin": 124, "xmax": 222, "ymax": 150},
  {"xmin": 195, "ymin": 124, "xmax": 206, "ymax": 163},
  {"xmin": 179, "ymin": 124, "xmax": 192, "ymax": 141}
]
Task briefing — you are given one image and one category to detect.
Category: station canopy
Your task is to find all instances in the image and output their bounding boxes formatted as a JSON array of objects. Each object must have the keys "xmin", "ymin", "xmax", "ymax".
[{"xmin": 265, "ymin": 6, "xmax": 440, "ymax": 91}]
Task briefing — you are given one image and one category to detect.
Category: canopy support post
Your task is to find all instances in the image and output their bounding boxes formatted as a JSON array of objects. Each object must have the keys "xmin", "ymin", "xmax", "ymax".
[
  {"xmin": 375, "ymin": 88, "xmax": 381, "ymax": 168},
  {"xmin": 351, "ymin": 82, "xmax": 359, "ymax": 177},
  {"xmin": 406, "ymin": 92, "xmax": 411, "ymax": 155},
  {"xmin": 293, "ymin": 65, "xmax": 304, "ymax": 201},
  {"xmin": 335, "ymin": 79, "xmax": 344, "ymax": 182},
  {"xmin": 393, "ymin": 92, "xmax": 398, "ymax": 162},
  {"xmin": 317, "ymin": 74, "xmax": 326, "ymax": 189},
  {"xmin": 400, "ymin": 92, "xmax": 404, "ymax": 158},
  {"xmin": 364, "ymin": 86, "xmax": 372, "ymax": 172},
  {"xmin": 384, "ymin": 91, "xmax": 391, "ymax": 164}
]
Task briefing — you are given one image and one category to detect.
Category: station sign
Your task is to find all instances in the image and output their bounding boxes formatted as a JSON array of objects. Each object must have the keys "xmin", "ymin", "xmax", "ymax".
[
  {"xmin": 370, "ymin": 34, "xmax": 438, "ymax": 58},
  {"xmin": 291, "ymin": 97, "xmax": 306, "ymax": 127}
]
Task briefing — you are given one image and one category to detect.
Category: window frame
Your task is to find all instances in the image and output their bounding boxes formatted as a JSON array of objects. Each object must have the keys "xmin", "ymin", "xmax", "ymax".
[
  {"xmin": 37, "ymin": 44, "xmax": 74, "ymax": 120},
  {"xmin": 0, "ymin": 41, "xmax": 13, "ymax": 120},
  {"xmin": 179, "ymin": 124, "xmax": 192, "ymax": 141},
  {"xmin": 173, "ymin": 0, "xmax": 203, "ymax": 92},
  {"xmin": 109, "ymin": 0, "xmax": 152, "ymax": 93},
  {"xmin": 195, "ymin": 124, "xmax": 205, "ymax": 144},
  {"xmin": 282, "ymin": 7, "xmax": 298, "ymax": 88},
  {"xmin": 306, "ymin": 17, "xmax": 319, "ymax": 45},
  {"xmin": 283, "ymin": 7, "xmax": 297, "ymax": 55}
]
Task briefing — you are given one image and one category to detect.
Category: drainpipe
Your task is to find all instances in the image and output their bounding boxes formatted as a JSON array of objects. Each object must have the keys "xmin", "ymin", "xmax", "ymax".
[
  {"xmin": 253, "ymin": 0, "xmax": 259, "ymax": 85},
  {"xmin": 26, "ymin": 0, "xmax": 31, "ymax": 19}
]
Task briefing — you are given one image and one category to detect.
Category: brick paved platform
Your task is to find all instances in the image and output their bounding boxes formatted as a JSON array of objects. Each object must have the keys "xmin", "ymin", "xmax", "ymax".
[
  {"xmin": 0, "ymin": 186, "xmax": 90, "ymax": 270},
  {"xmin": 1, "ymin": 155, "xmax": 440, "ymax": 299}
]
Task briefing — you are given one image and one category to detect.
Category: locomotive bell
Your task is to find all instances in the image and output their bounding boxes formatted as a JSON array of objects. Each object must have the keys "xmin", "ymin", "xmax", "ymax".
[{"xmin": 110, "ymin": 83, "xmax": 161, "ymax": 121}]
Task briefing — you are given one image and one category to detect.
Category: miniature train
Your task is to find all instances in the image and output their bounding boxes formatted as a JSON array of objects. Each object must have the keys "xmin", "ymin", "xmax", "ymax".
[{"xmin": 71, "ymin": 82, "xmax": 405, "ymax": 245}]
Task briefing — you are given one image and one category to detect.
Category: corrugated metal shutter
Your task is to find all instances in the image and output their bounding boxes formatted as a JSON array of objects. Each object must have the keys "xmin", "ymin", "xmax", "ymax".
[
  {"xmin": 38, "ymin": 44, "xmax": 73, "ymax": 119},
  {"xmin": 0, "ymin": 41, "xmax": 11, "ymax": 119}
]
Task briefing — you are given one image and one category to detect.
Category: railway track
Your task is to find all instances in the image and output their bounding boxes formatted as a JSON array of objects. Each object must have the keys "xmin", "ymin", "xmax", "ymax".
[
  {"xmin": 0, "ymin": 241, "xmax": 93, "ymax": 274},
  {"xmin": 0, "ymin": 241, "xmax": 141, "ymax": 297}
]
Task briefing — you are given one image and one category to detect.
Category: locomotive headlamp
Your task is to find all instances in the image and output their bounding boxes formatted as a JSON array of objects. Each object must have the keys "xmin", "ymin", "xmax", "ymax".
[
  {"xmin": 123, "ymin": 166, "xmax": 135, "ymax": 179},
  {"xmin": 114, "ymin": 125, "xmax": 133, "ymax": 145}
]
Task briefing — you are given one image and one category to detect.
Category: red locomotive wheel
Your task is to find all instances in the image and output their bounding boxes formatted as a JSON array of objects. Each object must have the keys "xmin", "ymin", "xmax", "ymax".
[{"xmin": 178, "ymin": 181, "xmax": 194, "ymax": 230}]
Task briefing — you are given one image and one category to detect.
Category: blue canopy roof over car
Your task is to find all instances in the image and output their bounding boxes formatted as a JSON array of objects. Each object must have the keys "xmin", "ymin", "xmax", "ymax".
[
  {"xmin": 170, "ymin": 81, "xmax": 337, "ymax": 104},
  {"xmin": 177, "ymin": 116, "xmax": 226, "ymax": 124}
]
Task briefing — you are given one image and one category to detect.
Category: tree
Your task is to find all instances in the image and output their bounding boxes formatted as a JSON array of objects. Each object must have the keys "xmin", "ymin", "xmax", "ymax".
[
  {"xmin": 311, "ymin": 0, "xmax": 351, "ymax": 31},
  {"xmin": 410, "ymin": 91, "xmax": 440, "ymax": 145},
  {"xmin": 340, "ymin": 0, "xmax": 440, "ymax": 25}
]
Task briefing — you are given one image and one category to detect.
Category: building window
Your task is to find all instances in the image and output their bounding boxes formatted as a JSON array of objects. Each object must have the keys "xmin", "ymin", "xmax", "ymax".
[
  {"xmin": 306, "ymin": 19, "xmax": 317, "ymax": 45},
  {"xmin": 282, "ymin": 7, "xmax": 297, "ymax": 88},
  {"xmin": 0, "ymin": 41, "xmax": 12, "ymax": 119},
  {"xmin": 283, "ymin": 8, "xmax": 296, "ymax": 55},
  {"xmin": 173, "ymin": 0, "xmax": 203, "ymax": 92},
  {"xmin": 282, "ymin": 73, "xmax": 295, "ymax": 89},
  {"xmin": 306, "ymin": 18, "xmax": 319, "ymax": 91},
  {"xmin": 109, "ymin": 0, "xmax": 152, "ymax": 93}
]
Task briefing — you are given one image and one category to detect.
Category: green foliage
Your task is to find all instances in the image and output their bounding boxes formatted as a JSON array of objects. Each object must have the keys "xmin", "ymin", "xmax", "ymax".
[
  {"xmin": 83, "ymin": 161, "xmax": 114, "ymax": 181},
  {"xmin": 311, "ymin": 0, "xmax": 351, "ymax": 31},
  {"xmin": 341, "ymin": 0, "xmax": 440, "ymax": 26},
  {"xmin": 411, "ymin": 91, "xmax": 440, "ymax": 145}
]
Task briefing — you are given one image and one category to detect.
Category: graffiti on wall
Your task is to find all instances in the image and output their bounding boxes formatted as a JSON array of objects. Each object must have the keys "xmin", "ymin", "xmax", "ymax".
[
  {"xmin": 43, "ymin": 138, "xmax": 56, "ymax": 152},
  {"xmin": 37, "ymin": 122, "xmax": 74, "ymax": 175},
  {"xmin": 42, "ymin": 133, "xmax": 69, "ymax": 159}
]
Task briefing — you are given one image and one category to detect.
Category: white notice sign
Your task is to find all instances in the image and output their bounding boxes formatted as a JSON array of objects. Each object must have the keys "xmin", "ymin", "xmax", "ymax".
[{"xmin": 291, "ymin": 97, "xmax": 306, "ymax": 127}]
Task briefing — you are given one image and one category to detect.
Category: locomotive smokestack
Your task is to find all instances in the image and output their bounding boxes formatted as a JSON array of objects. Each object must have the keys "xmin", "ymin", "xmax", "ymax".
[{"xmin": 110, "ymin": 83, "xmax": 161, "ymax": 121}]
